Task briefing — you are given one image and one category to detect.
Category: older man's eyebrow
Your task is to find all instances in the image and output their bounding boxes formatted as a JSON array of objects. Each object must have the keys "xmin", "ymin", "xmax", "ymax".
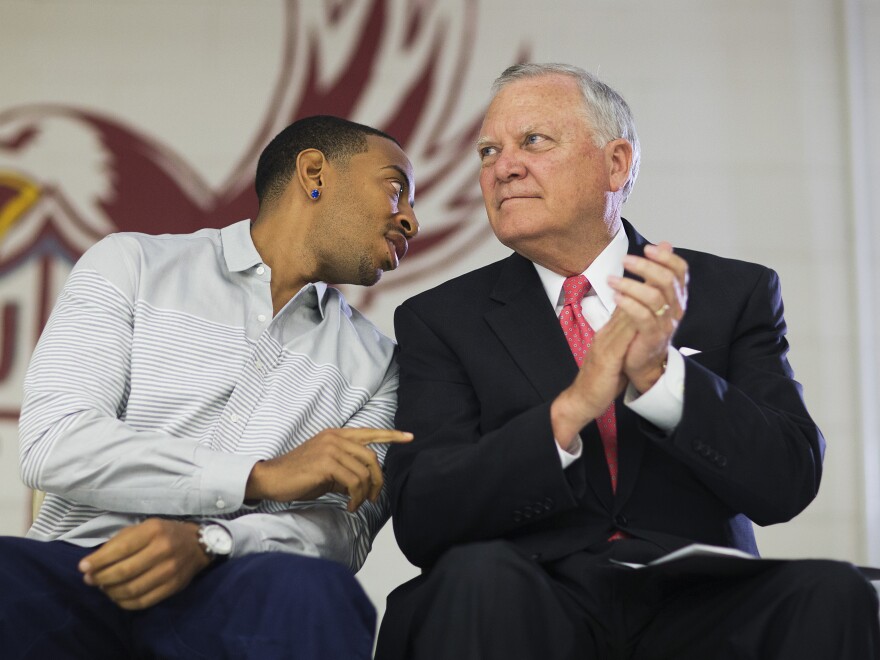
[{"xmin": 476, "ymin": 126, "xmax": 540, "ymax": 150}]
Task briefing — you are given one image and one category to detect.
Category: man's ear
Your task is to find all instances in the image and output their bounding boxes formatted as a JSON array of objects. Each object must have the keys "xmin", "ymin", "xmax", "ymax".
[
  {"xmin": 606, "ymin": 139, "xmax": 633, "ymax": 193},
  {"xmin": 295, "ymin": 148, "xmax": 327, "ymax": 199}
]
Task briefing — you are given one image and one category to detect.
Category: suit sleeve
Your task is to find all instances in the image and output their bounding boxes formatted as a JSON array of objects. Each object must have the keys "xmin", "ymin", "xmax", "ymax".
[
  {"xmin": 386, "ymin": 303, "xmax": 581, "ymax": 568},
  {"xmin": 657, "ymin": 266, "xmax": 824, "ymax": 525}
]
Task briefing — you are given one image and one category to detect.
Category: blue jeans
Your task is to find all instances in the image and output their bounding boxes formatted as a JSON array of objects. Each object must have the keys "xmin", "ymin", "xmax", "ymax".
[{"xmin": 0, "ymin": 535, "xmax": 375, "ymax": 659}]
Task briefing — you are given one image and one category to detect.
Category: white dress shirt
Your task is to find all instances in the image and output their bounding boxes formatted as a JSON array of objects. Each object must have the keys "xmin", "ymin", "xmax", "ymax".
[{"xmin": 531, "ymin": 226, "xmax": 685, "ymax": 468}]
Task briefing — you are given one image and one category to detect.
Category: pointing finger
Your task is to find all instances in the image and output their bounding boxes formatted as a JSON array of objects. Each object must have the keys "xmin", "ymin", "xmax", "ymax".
[{"xmin": 335, "ymin": 428, "xmax": 414, "ymax": 445}]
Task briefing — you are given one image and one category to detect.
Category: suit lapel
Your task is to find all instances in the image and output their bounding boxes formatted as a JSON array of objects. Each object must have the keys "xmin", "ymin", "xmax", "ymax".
[
  {"xmin": 614, "ymin": 219, "xmax": 651, "ymax": 506},
  {"xmin": 484, "ymin": 255, "xmax": 614, "ymax": 507},
  {"xmin": 484, "ymin": 253, "xmax": 577, "ymax": 402}
]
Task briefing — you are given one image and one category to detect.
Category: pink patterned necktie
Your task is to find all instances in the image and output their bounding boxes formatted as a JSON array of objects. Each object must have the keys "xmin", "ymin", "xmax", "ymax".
[{"xmin": 559, "ymin": 275, "xmax": 619, "ymax": 493}]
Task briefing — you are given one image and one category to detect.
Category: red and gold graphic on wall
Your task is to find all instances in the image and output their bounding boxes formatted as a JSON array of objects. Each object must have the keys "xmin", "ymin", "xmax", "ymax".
[{"xmin": 0, "ymin": 0, "xmax": 527, "ymax": 421}]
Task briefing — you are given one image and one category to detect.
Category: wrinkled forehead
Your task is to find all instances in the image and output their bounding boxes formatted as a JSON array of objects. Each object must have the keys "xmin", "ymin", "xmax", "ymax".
[{"xmin": 479, "ymin": 76, "xmax": 590, "ymax": 139}]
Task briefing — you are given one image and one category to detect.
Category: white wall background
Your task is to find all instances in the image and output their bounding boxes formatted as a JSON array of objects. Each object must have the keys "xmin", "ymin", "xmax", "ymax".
[{"xmin": 1, "ymin": 0, "xmax": 878, "ymax": 625}]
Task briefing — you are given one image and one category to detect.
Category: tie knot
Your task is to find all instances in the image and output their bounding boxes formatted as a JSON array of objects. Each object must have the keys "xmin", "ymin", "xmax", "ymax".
[{"xmin": 562, "ymin": 274, "xmax": 590, "ymax": 306}]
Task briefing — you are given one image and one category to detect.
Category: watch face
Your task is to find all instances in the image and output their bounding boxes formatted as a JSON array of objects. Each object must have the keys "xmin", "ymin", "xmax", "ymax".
[{"xmin": 202, "ymin": 525, "xmax": 233, "ymax": 555}]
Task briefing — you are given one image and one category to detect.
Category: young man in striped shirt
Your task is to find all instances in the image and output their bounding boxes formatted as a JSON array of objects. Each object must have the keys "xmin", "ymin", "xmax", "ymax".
[{"xmin": 2, "ymin": 115, "xmax": 418, "ymax": 659}]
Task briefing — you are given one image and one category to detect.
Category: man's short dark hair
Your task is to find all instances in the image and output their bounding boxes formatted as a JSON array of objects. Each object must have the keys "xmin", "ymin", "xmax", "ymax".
[{"xmin": 255, "ymin": 115, "xmax": 400, "ymax": 206}]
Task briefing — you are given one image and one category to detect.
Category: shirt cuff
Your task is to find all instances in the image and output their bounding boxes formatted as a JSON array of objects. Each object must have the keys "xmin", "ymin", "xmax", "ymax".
[
  {"xmin": 624, "ymin": 346, "xmax": 685, "ymax": 431},
  {"xmin": 556, "ymin": 434, "xmax": 583, "ymax": 469},
  {"xmin": 195, "ymin": 445, "xmax": 261, "ymax": 515}
]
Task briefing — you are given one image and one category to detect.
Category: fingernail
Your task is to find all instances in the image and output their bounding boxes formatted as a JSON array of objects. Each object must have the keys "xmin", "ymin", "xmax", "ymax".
[
  {"xmin": 78, "ymin": 560, "xmax": 90, "ymax": 572},
  {"xmin": 83, "ymin": 574, "xmax": 94, "ymax": 586},
  {"xmin": 403, "ymin": 432, "xmax": 414, "ymax": 439}
]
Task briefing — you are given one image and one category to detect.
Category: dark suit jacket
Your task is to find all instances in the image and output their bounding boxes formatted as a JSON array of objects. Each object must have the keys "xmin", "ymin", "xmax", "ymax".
[{"xmin": 385, "ymin": 220, "xmax": 824, "ymax": 570}]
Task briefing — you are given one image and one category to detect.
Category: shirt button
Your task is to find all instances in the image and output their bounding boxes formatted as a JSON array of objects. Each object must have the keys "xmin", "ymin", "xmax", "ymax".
[
  {"xmin": 256, "ymin": 266, "xmax": 265, "ymax": 275},
  {"xmin": 229, "ymin": 413, "xmax": 239, "ymax": 423},
  {"xmin": 257, "ymin": 314, "xmax": 266, "ymax": 323},
  {"xmin": 254, "ymin": 360, "xmax": 263, "ymax": 371},
  {"xmin": 215, "ymin": 498, "xmax": 226, "ymax": 509}
]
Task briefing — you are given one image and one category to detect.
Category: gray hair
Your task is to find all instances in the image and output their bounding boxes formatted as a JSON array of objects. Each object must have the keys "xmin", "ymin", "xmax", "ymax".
[{"xmin": 492, "ymin": 63, "xmax": 641, "ymax": 202}]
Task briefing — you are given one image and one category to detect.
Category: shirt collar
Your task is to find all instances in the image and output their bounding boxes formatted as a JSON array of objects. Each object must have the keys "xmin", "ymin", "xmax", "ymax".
[
  {"xmin": 291, "ymin": 282, "xmax": 330, "ymax": 319},
  {"xmin": 220, "ymin": 219, "xmax": 330, "ymax": 317},
  {"xmin": 220, "ymin": 219, "xmax": 263, "ymax": 273},
  {"xmin": 533, "ymin": 225, "xmax": 628, "ymax": 311}
]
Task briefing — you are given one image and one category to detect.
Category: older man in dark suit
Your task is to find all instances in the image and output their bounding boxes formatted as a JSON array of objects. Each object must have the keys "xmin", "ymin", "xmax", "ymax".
[{"xmin": 375, "ymin": 63, "xmax": 879, "ymax": 660}]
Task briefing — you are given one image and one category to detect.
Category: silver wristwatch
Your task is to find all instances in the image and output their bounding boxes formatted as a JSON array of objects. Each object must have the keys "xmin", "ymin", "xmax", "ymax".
[{"xmin": 198, "ymin": 523, "xmax": 233, "ymax": 558}]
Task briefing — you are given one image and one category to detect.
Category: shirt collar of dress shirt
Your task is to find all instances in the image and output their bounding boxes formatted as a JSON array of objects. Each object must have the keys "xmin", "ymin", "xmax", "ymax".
[
  {"xmin": 533, "ymin": 224, "xmax": 628, "ymax": 312},
  {"xmin": 220, "ymin": 219, "xmax": 329, "ymax": 318}
]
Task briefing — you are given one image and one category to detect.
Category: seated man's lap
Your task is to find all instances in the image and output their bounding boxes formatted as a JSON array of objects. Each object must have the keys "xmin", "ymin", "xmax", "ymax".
[
  {"xmin": 378, "ymin": 540, "xmax": 879, "ymax": 660},
  {"xmin": 0, "ymin": 536, "xmax": 375, "ymax": 660},
  {"xmin": 628, "ymin": 558, "xmax": 879, "ymax": 659},
  {"xmin": 135, "ymin": 549, "xmax": 376, "ymax": 658},
  {"xmin": 0, "ymin": 536, "xmax": 128, "ymax": 658}
]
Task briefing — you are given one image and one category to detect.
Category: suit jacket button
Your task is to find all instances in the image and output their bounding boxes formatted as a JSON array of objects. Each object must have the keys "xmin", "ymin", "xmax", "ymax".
[{"xmin": 614, "ymin": 514, "xmax": 628, "ymax": 527}]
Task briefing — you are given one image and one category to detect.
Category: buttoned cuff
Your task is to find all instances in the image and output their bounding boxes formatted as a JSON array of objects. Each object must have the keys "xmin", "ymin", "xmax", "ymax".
[
  {"xmin": 195, "ymin": 445, "xmax": 261, "ymax": 514},
  {"xmin": 624, "ymin": 346, "xmax": 684, "ymax": 431}
]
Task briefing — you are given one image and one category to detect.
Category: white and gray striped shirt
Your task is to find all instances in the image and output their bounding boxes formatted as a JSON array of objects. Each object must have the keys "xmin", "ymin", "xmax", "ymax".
[{"xmin": 19, "ymin": 219, "xmax": 398, "ymax": 572}]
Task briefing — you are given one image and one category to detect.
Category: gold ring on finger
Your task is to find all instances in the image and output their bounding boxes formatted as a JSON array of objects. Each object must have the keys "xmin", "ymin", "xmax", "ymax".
[{"xmin": 654, "ymin": 303, "xmax": 670, "ymax": 317}]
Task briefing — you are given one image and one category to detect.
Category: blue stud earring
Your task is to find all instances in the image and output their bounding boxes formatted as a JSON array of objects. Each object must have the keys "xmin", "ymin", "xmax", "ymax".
[{"xmin": 310, "ymin": 189, "xmax": 320, "ymax": 200}]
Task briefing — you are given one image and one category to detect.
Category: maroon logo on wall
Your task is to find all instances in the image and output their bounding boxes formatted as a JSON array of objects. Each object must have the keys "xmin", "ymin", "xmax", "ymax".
[{"xmin": 0, "ymin": 0, "xmax": 526, "ymax": 420}]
